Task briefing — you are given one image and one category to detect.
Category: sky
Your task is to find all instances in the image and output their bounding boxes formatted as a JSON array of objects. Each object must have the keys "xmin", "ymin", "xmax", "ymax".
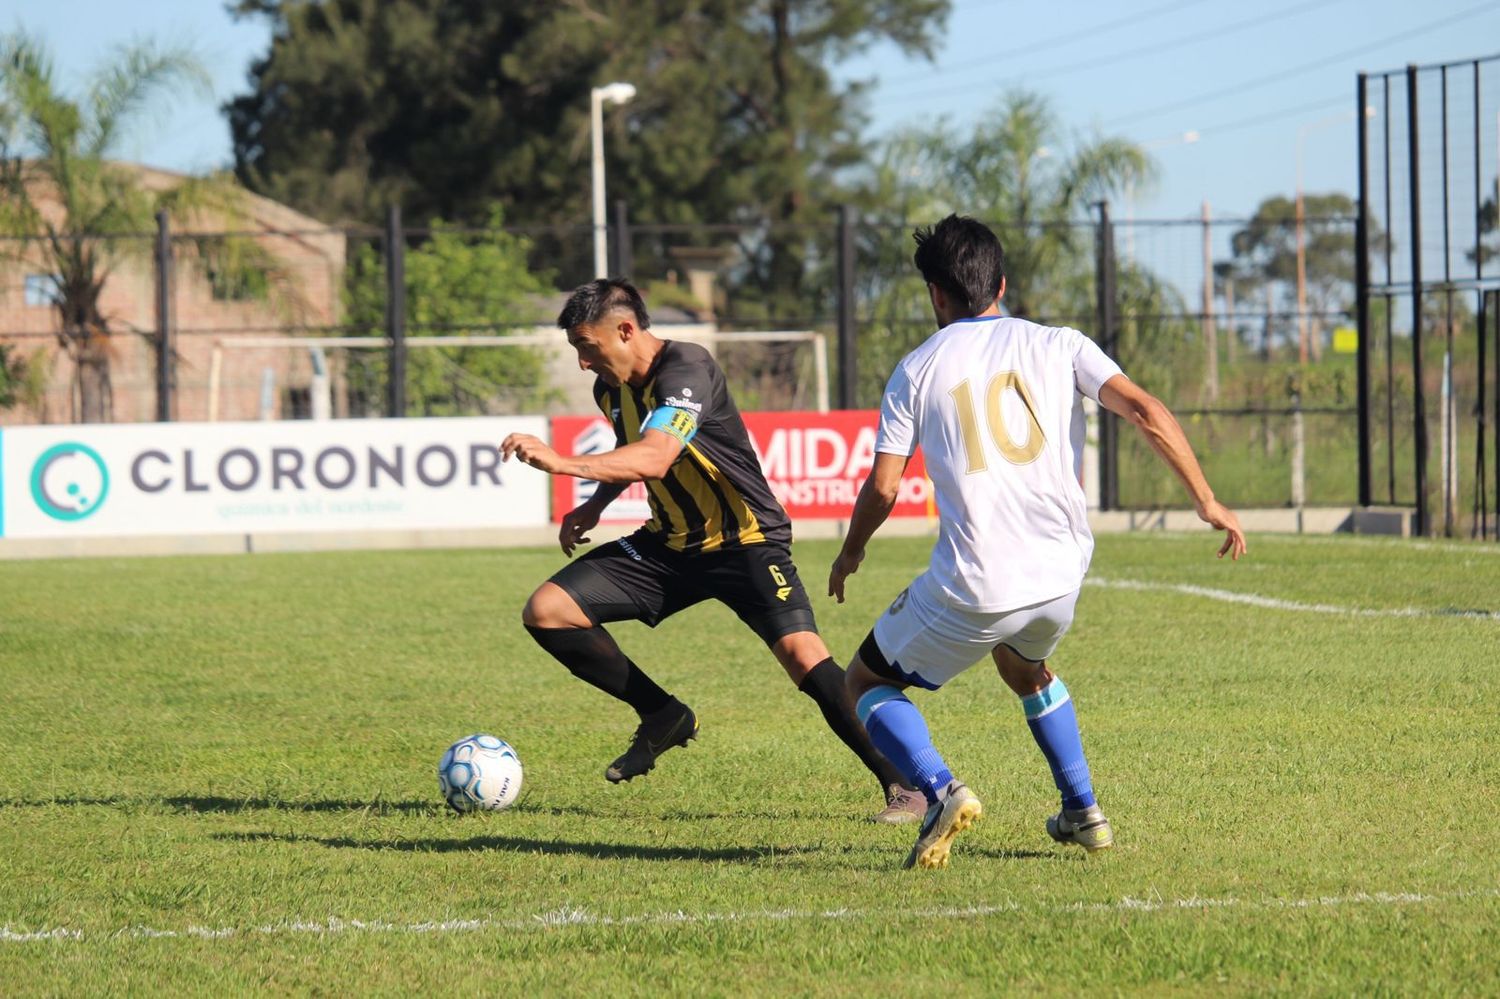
[{"xmin": 9, "ymin": 0, "xmax": 1500, "ymax": 225}]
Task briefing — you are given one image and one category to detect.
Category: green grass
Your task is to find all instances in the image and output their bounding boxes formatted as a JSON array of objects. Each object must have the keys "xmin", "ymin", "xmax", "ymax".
[{"xmin": 2, "ymin": 534, "xmax": 1498, "ymax": 994}]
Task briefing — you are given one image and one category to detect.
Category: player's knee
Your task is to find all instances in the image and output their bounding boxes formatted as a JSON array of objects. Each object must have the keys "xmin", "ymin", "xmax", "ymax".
[
  {"xmin": 992, "ymin": 644, "xmax": 1051, "ymax": 696},
  {"xmin": 522, "ymin": 582, "xmax": 589, "ymax": 630},
  {"xmin": 771, "ymin": 631, "xmax": 827, "ymax": 686},
  {"xmin": 844, "ymin": 655, "xmax": 886, "ymax": 701}
]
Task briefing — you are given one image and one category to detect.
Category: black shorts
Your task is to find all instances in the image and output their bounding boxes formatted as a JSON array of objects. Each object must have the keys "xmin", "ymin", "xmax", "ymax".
[{"xmin": 549, "ymin": 530, "xmax": 819, "ymax": 647}]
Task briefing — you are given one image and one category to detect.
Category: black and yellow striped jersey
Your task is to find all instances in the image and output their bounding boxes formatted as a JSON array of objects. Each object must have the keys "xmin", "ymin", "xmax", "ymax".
[{"xmin": 592, "ymin": 340, "xmax": 791, "ymax": 554}]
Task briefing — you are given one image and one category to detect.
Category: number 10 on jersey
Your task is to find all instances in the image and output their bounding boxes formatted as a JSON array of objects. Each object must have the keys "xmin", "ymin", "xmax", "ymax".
[{"xmin": 948, "ymin": 372, "xmax": 1046, "ymax": 473}]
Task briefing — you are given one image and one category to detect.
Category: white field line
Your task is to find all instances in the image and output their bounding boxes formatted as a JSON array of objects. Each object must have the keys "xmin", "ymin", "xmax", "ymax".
[
  {"xmin": 3, "ymin": 887, "xmax": 1497, "ymax": 945},
  {"xmin": 1292, "ymin": 534, "xmax": 1500, "ymax": 557},
  {"xmin": 1087, "ymin": 577, "xmax": 1500, "ymax": 622},
  {"xmin": 1104, "ymin": 531, "xmax": 1500, "ymax": 557}
]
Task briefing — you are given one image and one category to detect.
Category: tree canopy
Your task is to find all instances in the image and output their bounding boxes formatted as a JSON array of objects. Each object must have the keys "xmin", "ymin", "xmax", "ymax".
[
  {"xmin": 850, "ymin": 90, "xmax": 1155, "ymax": 401},
  {"xmin": 344, "ymin": 206, "xmax": 554, "ymax": 416},
  {"xmin": 1219, "ymin": 192, "xmax": 1381, "ymax": 361},
  {"xmin": 228, "ymin": 0, "xmax": 950, "ymax": 231}
]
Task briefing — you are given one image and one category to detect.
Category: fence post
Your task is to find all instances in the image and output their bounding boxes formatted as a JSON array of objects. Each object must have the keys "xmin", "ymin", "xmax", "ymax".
[
  {"xmin": 836, "ymin": 205, "xmax": 857, "ymax": 410},
  {"xmin": 1355, "ymin": 71, "xmax": 1373, "ymax": 507},
  {"xmin": 385, "ymin": 204, "xmax": 407, "ymax": 419},
  {"xmin": 1493, "ymin": 291, "xmax": 1499, "ymax": 541},
  {"xmin": 1291, "ymin": 387, "xmax": 1306, "ymax": 526},
  {"xmin": 154, "ymin": 210, "xmax": 173, "ymax": 422},
  {"xmin": 613, "ymin": 199, "xmax": 632, "ymax": 279},
  {"xmin": 1201, "ymin": 200, "xmax": 1218, "ymax": 403},
  {"xmin": 1094, "ymin": 201, "xmax": 1119, "ymax": 511},
  {"xmin": 1474, "ymin": 62, "xmax": 1488, "ymax": 539},
  {"xmin": 1406, "ymin": 64, "xmax": 1428, "ymax": 536},
  {"xmin": 1477, "ymin": 291, "xmax": 1487, "ymax": 539}
]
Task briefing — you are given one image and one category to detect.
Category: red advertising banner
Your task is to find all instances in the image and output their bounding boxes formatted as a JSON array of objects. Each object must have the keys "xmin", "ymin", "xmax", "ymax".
[{"xmin": 550, "ymin": 411, "xmax": 932, "ymax": 522}]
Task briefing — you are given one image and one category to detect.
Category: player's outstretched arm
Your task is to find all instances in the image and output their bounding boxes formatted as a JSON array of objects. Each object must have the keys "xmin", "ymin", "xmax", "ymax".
[
  {"xmin": 1097, "ymin": 375, "xmax": 1247, "ymax": 560},
  {"xmin": 829, "ymin": 451, "xmax": 910, "ymax": 602},
  {"xmin": 500, "ymin": 430, "xmax": 682, "ymax": 484}
]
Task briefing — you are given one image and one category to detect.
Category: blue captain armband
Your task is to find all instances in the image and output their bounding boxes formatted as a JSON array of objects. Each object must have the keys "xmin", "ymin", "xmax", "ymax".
[{"xmin": 642, "ymin": 406, "xmax": 699, "ymax": 446}]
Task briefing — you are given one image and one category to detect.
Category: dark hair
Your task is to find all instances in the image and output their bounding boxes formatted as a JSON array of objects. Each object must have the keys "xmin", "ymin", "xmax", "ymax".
[
  {"xmin": 911, "ymin": 214, "xmax": 1006, "ymax": 317},
  {"xmin": 557, "ymin": 278, "xmax": 651, "ymax": 331}
]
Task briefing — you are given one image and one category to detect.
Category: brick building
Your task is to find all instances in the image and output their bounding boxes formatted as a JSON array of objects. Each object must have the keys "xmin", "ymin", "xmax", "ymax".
[{"xmin": 0, "ymin": 163, "xmax": 345, "ymax": 425}]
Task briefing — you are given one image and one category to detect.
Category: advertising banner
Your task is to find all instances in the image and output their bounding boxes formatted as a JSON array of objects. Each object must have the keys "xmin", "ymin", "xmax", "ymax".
[
  {"xmin": 0, "ymin": 418, "xmax": 549, "ymax": 539},
  {"xmin": 550, "ymin": 410, "xmax": 932, "ymax": 523}
]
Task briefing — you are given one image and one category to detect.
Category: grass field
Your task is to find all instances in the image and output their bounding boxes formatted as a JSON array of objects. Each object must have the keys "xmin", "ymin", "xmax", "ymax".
[{"xmin": 2, "ymin": 533, "xmax": 1498, "ymax": 994}]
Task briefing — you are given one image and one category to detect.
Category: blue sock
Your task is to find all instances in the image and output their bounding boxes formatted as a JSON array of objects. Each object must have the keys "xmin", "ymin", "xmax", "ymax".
[
  {"xmin": 1021, "ymin": 676, "xmax": 1096, "ymax": 811},
  {"xmin": 856, "ymin": 687, "xmax": 953, "ymax": 804}
]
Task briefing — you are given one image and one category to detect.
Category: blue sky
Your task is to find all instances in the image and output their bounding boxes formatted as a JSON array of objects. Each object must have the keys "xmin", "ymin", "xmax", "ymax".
[{"xmin": 10, "ymin": 0, "xmax": 1500, "ymax": 222}]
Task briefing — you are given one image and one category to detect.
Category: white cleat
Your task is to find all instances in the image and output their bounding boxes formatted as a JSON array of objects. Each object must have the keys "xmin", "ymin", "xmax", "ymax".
[{"xmin": 903, "ymin": 783, "xmax": 983, "ymax": 870}]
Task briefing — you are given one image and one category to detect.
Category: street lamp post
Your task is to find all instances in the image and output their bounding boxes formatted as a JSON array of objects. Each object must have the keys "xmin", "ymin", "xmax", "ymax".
[
  {"xmin": 1124, "ymin": 130, "xmax": 1198, "ymax": 260},
  {"xmin": 591, "ymin": 82, "xmax": 636, "ymax": 279}
]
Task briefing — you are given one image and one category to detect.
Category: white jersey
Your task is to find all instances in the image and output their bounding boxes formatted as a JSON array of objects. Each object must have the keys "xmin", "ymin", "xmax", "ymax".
[{"xmin": 876, "ymin": 315, "xmax": 1124, "ymax": 612}]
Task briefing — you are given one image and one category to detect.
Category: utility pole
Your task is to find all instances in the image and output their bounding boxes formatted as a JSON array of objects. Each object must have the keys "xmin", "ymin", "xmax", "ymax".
[
  {"xmin": 1295, "ymin": 187, "xmax": 1309, "ymax": 365},
  {"xmin": 1201, "ymin": 200, "xmax": 1218, "ymax": 402}
]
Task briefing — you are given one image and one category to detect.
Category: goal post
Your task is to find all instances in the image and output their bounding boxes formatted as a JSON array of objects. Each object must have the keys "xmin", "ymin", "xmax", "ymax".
[{"xmin": 203, "ymin": 330, "xmax": 829, "ymax": 421}]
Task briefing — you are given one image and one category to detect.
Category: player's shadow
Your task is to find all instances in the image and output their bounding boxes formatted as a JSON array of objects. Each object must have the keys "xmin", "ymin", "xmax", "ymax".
[
  {"xmin": 967, "ymin": 847, "xmax": 1062, "ymax": 862},
  {"xmin": 519, "ymin": 803, "xmax": 833, "ymax": 822},
  {"xmin": 0, "ymin": 795, "xmax": 435, "ymax": 815},
  {"xmin": 216, "ymin": 830, "xmax": 820, "ymax": 864},
  {"xmin": 0, "ymin": 796, "xmax": 838, "ymax": 823},
  {"xmin": 0, "ymin": 796, "xmax": 132, "ymax": 810},
  {"xmin": 163, "ymin": 795, "xmax": 435, "ymax": 815}
]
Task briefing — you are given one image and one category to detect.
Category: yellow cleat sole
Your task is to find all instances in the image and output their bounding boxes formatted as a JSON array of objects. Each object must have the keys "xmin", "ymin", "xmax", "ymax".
[{"xmin": 914, "ymin": 798, "xmax": 983, "ymax": 870}]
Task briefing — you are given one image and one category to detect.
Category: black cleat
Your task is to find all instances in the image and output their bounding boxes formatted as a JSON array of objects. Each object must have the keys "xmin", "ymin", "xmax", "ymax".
[{"xmin": 605, "ymin": 699, "xmax": 698, "ymax": 783}]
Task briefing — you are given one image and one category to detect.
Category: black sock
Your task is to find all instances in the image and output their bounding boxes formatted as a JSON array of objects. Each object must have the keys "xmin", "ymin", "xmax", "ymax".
[
  {"xmin": 525, "ymin": 625, "xmax": 672, "ymax": 717},
  {"xmin": 799, "ymin": 658, "xmax": 909, "ymax": 792}
]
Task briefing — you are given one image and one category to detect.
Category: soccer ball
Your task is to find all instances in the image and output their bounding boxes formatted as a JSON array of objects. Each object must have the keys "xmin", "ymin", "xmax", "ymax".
[{"xmin": 437, "ymin": 734, "xmax": 523, "ymax": 812}]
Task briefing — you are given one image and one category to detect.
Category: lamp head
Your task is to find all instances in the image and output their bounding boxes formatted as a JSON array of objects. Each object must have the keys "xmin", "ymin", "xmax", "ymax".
[{"xmin": 595, "ymin": 82, "xmax": 637, "ymax": 106}]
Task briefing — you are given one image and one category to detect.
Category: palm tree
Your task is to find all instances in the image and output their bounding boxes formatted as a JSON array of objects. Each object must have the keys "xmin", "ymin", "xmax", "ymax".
[
  {"xmin": 0, "ymin": 32, "xmax": 214, "ymax": 422},
  {"xmin": 849, "ymin": 91, "xmax": 1153, "ymax": 402},
  {"xmin": 868, "ymin": 89, "xmax": 1155, "ymax": 321}
]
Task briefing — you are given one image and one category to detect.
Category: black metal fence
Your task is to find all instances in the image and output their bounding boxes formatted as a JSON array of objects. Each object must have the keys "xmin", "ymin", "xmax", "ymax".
[
  {"xmin": 1357, "ymin": 54, "xmax": 1500, "ymax": 539},
  {"xmin": 4, "ymin": 206, "xmax": 1366, "ymax": 513}
]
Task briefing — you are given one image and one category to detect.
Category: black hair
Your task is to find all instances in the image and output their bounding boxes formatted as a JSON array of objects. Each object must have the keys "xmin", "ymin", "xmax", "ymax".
[
  {"xmin": 911, "ymin": 214, "xmax": 1006, "ymax": 317},
  {"xmin": 557, "ymin": 278, "xmax": 651, "ymax": 331}
]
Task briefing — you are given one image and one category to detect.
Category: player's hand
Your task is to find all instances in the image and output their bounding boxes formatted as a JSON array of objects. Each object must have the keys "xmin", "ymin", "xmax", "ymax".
[
  {"xmin": 558, "ymin": 502, "xmax": 603, "ymax": 558},
  {"xmin": 500, "ymin": 433, "xmax": 566, "ymax": 474},
  {"xmin": 1196, "ymin": 498, "xmax": 1247, "ymax": 561},
  {"xmin": 828, "ymin": 547, "xmax": 864, "ymax": 604}
]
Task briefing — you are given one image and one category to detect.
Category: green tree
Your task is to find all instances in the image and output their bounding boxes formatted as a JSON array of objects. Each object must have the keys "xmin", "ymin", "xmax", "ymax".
[
  {"xmin": 0, "ymin": 32, "xmax": 293, "ymax": 423},
  {"xmin": 0, "ymin": 33, "xmax": 211, "ymax": 422},
  {"xmin": 1470, "ymin": 187, "xmax": 1497, "ymax": 268},
  {"xmin": 227, "ymin": 0, "xmax": 949, "ymax": 312},
  {"xmin": 866, "ymin": 91, "xmax": 1154, "ymax": 318},
  {"xmin": 1219, "ymin": 193, "xmax": 1384, "ymax": 362},
  {"xmin": 851, "ymin": 90, "xmax": 1154, "ymax": 401},
  {"xmin": 344, "ymin": 207, "xmax": 555, "ymax": 415},
  {"xmin": 0, "ymin": 342, "xmax": 43, "ymax": 411}
]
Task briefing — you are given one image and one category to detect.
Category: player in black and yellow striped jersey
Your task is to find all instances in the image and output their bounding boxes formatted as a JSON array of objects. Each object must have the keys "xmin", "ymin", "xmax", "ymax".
[
  {"xmin": 501, "ymin": 279, "xmax": 922, "ymax": 822},
  {"xmin": 585, "ymin": 334, "xmax": 781, "ymax": 555}
]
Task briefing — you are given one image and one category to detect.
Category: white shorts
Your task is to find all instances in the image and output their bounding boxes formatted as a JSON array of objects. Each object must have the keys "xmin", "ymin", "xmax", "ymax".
[{"xmin": 868, "ymin": 573, "xmax": 1079, "ymax": 690}]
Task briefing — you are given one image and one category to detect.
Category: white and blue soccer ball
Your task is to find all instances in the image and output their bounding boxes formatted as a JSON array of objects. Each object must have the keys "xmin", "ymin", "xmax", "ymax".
[{"xmin": 437, "ymin": 734, "xmax": 523, "ymax": 812}]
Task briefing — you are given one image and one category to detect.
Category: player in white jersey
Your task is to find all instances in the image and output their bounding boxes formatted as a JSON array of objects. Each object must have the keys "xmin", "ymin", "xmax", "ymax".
[{"xmin": 828, "ymin": 215, "xmax": 1246, "ymax": 869}]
